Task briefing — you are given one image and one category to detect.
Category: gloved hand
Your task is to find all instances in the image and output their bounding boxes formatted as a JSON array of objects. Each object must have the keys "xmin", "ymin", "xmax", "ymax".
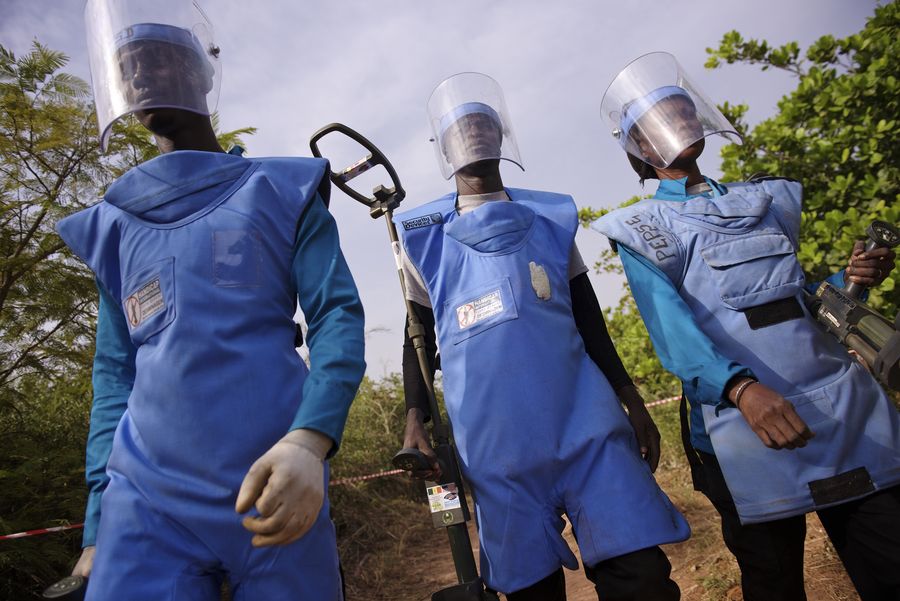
[
  {"xmin": 846, "ymin": 241, "xmax": 896, "ymax": 288},
  {"xmin": 402, "ymin": 408, "xmax": 441, "ymax": 480},
  {"xmin": 732, "ymin": 380, "xmax": 815, "ymax": 450},
  {"xmin": 71, "ymin": 545, "xmax": 95, "ymax": 578},
  {"xmin": 617, "ymin": 384, "xmax": 661, "ymax": 472},
  {"xmin": 235, "ymin": 428, "xmax": 331, "ymax": 547}
]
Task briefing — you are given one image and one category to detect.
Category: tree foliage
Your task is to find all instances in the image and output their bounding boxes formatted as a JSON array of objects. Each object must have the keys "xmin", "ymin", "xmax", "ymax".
[{"xmin": 707, "ymin": 3, "xmax": 900, "ymax": 310}]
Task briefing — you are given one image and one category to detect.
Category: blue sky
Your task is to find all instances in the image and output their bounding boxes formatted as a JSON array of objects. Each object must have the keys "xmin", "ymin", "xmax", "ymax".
[{"xmin": 1, "ymin": 0, "xmax": 882, "ymax": 375}]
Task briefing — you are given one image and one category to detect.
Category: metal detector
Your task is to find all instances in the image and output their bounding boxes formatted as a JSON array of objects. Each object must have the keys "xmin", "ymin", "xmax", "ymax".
[{"xmin": 310, "ymin": 123, "xmax": 497, "ymax": 601}]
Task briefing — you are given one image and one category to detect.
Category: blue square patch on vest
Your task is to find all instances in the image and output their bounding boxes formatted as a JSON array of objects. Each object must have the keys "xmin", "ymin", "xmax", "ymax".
[
  {"xmin": 214, "ymin": 230, "xmax": 261, "ymax": 287},
  {"xmin": 402, "ymin": 213, "xmax": 443, "ymax": 231}
]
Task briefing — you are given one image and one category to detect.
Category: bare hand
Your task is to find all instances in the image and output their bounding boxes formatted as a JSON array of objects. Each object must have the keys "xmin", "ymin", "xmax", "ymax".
[
  {"xmin": 403, "ymin": 408, "xmax": 441, "ymax": 480},
  {"xmin": 235, "ymin": 429, "xmax": 330, "ymax": 547},
  {"xmin": 71, "ymin": 545, "xmax": 95, "ymax": 578},
  {"xmin": 846, "ymin": 241, "xmax": 896, "ymax": 287},
  {"xmin": 736, "ymin": 382, "xmax": 814, "ymax": 450},
  {"xmin": 618, "ymin": 384, "xmax": 661, "ymax": 472}
]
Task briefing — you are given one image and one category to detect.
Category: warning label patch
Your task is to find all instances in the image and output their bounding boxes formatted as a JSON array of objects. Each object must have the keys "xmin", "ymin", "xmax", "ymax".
[
  {"xmin": 124, "ymin": 277, "xmax": 164, "ymax": 328},
  {"xmin": 427, "ymin": 483, "xmax": 462, "ymax": 513},
  {"xmin": 456, "ymin": 289, "xmax": 503, "ymax": 329}
]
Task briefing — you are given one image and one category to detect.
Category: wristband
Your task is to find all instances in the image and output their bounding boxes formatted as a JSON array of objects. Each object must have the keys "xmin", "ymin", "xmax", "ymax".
[{"xmin": 732, "ymin": 378, "xmax": 757, "ymax": 408}]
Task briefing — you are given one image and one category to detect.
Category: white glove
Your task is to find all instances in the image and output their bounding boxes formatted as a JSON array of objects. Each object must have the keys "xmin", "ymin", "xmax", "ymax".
[{"xmin": 235, "ymin": 429, "xmax": 331, "ymax": 547}]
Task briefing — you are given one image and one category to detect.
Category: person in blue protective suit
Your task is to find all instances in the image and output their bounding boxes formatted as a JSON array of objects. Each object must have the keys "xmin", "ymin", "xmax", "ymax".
[
  {"xmin": 396, "ymin": 72, "xmax": 690, "ymax": 601},
  {"xmin": 592, "ymin": 52, "xmax": 900, "ymax": 601},
  {"xmin": 61, "ymin": 2, "xmax": 365, "ymax": 599}
]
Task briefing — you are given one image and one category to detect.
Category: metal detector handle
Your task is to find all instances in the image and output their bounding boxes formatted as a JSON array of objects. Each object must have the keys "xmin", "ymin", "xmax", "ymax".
[
  {"xmin": 308, "ymin": 122, "xmax": 444, "ymax": 435},
  {"xmin": 392, "ymin": 448, "xmax": 440, "ymax": 473},
  {"xmin": 845, "ymin": 220, "xmax": 900, "ymax": 299},
  {"xmin": 309, "ymin": 123, "xmax": 406, "ymax": 211}
]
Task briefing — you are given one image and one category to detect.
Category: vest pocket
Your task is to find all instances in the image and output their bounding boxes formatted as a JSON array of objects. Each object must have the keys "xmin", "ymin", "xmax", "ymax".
[
  {"xmin": 700, "ymin": 233, "xmax": 804, "ymax": 310},
  {"xmin": 444, "ymin": 277, "xmax": 519, "ymax": 345},
  {"xmin": 783, "ymin": 387, "xmax": 835, "ymax": 427},
  {"xmin": 121, "ymin": 256, "xmax": 176, "ymax": 345}
]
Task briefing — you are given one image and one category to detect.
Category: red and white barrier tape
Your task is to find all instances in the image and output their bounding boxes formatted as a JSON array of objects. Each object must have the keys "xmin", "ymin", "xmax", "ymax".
[
  {"xmin": 0, "ymin": 523, "xmax": 84, "ymax": 541},
  {"xmin": 644, "ymin": 395, "xmax": 680, "ymax": 409},
  {"xmin": 330, "ymin": 468, "xmax": 405, "ymax": 487},
  {"xmin": 0, "ymin": 470, "xmax": 408, "ymax": 540},
  {"xmin": 1, "ymin": 394, "xmax": 680, "ymax": 541}
]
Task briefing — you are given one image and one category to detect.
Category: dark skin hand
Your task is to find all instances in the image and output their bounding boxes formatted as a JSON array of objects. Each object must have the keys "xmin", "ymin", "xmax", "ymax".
[
  {"xmin": 729, "ymin": 378, "xmax": 815, "ymax": 450},
  {"xmin": 845, "ymin": 241, "xmax": 896, "ymax": 287},
  {"xmin": 403, "ymin": 408, "xmax": 442, "ymax": 480},
  {"xmin": 617, "ymin": 384, "xmax": 661, "ymax": 472}
]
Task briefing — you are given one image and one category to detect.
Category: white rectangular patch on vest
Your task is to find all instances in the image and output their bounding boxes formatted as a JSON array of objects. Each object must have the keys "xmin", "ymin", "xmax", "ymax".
[
  {"xmin": 124, "ymin": 277, "xmax": 164, "ymax": 329},
  {"xmin": 456, "ymin": 289, "xmax": 503, "ymax": 330}
]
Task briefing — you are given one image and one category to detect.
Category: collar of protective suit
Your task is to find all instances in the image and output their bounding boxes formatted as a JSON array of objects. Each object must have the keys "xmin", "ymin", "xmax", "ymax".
[
  {"xmin": 104, "ymin": 150, "xmax": 252, "ymax": 222},
  {"xmin": 444, "ymin": 195, "xmax": 536, "ymax": 253},
  {"xmin": 656, "ymin": 176, "xmax": 773, "ymax": 230},
  {"xmin": 654, "ymin": 175, "xmax": 727, "ymax": 201}
]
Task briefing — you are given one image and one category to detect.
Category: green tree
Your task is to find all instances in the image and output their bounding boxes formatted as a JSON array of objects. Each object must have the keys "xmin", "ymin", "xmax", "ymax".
[
  {"xmin": 707, "ymin": 2, "xmax": 900, "ymax": 311},
  {"xmin": 582, "ymin": 4, "xmax": 899, "ymax": 403},
  {"xmin": 0, "ymin": 41, "xmax": 254, "ymax": 598}
]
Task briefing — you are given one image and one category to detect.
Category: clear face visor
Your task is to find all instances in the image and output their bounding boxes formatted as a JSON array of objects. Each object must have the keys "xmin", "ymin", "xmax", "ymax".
[
  {"xmin": 84, "ymin": 0, "xmax": 221, "ymax": 151},
  {"xmin": 427, "ymin": 72, "xmax": 523, "ymax": 179},
  {"xmin": 600, "ymin": 52, "xmax": 741, "ymax": 169}
]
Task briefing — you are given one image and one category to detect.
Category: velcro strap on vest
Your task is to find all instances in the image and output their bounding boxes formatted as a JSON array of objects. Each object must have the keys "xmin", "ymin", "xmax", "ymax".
[
  {"xmin": 742, "ymin": 297, "xmax": 804, "ymax": 330},
  {"xmin": 808, "ymin": 467, "xmax": 875, "ymax": 506}
]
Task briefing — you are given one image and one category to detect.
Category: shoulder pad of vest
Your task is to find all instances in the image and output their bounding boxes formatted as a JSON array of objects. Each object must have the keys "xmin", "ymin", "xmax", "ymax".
[
  {"xmin": 394, "ymin": 194, "xmax": 455, "ymax": 231},
  {"xmin": 591, "ymin": 201, "xmax": 685, "ymax": 281},
  {"xmin": 509, "ymin": 188, "xmax": 573, "ymax": 204},
  {"xmin": 747, "ymin": 174, "xmax": 800, "ymax": 184},
  {"xmin": 251, "ymin": 157, "xmax": 331, "ymax": 208}
]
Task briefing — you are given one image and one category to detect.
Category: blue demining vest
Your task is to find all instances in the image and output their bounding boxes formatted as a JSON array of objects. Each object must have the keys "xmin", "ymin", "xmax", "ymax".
[
  {"xmin": 594, "ymin": 178, "xmax": 900, "ymax": 524},
  {"xmin": 57, "ymin": 151, "xmax": 331, "ymax": 559},
  {"xmin": 396, "ymin": 189, "xmax": 689, "ymax": 593}
]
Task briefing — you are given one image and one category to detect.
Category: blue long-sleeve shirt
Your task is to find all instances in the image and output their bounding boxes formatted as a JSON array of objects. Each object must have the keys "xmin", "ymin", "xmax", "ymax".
[
  {"xmin": 618, "ymin": 176, "xmax": 845, "ymax": 454},
  {"xmin": 82, "ymin": 195, "xmax": 365, "ymax": 546}
]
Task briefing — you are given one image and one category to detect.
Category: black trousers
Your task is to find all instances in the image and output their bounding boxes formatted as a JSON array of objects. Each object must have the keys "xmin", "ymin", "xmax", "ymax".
[
  {"xmin": 697, "ymin": 450, "xmax": 900, "ymax": 601},
  {"xmin": 504, "ymin": 546, "xmax": 679, "ymax": 601}
]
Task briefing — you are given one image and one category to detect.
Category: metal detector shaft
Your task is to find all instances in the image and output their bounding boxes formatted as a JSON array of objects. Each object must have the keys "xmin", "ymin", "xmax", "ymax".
[{"xmin": 309, "ymin": 124, "xmax": 491, "ymax": 597}]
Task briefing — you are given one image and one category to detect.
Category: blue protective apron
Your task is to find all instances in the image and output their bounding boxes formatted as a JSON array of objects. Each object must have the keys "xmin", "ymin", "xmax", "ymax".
[
  {"xmin": 396, "ymin": 188, "xmax": 689, "ymax": 593},
  {"xmin": 594, "ymin": 178, "xmax": 900, "ymax": 524},
  {"xmin": 57, "ymin": 151, "xmax": 342, "ymax": 600}
]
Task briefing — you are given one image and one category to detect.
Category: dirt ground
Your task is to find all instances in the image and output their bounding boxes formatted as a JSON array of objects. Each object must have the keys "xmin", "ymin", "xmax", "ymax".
[{"xmin": 341, "ymin": 470, "xmax": 861, "ymax": 601}]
